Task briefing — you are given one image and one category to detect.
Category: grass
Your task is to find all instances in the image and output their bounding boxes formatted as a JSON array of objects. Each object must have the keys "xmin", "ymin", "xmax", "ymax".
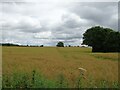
[
  {"xmin": 2, "ymin": 46, "xmax": 119, "ymax": 88},
  {"xmin": 2, "ymin": 70, "xmax": 119, "ymax": 88},
  {"xmin": 90, "ymin": 53, "xmax": 118, "ymax": 61}
]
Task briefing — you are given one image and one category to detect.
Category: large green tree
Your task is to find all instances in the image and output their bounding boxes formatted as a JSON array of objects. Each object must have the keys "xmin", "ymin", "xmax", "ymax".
[
  {"xmin": 82, "ymin": 26, "xmax": 120, "ymax": 52},
  {"xmin": 104, "ymin": 31, "xmax": 120, "ymax": 52}
]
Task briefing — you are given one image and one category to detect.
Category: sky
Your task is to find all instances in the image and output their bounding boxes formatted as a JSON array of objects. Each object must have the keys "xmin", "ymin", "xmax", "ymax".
[{"xmin": 0, "ymin": 0, "xmax": 118, "ymax": 46}]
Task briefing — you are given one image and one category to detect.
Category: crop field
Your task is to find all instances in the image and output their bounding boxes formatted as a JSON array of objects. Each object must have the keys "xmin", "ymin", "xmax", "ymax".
[{"xmin": 2, "ymin": 46, "xmax": 119, "ymax": 88}]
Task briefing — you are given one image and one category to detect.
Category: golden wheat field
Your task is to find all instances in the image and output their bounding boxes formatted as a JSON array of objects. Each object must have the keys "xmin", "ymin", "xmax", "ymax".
[{"xmin": 2, "ymin": 46, "xmax": 118, "ymax": 87}]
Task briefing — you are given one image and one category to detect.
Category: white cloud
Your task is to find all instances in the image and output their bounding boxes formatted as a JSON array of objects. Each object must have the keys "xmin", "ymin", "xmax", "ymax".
[{"xmin": 34, "ymin": 31, "xmax": 52, "ymax": 39}]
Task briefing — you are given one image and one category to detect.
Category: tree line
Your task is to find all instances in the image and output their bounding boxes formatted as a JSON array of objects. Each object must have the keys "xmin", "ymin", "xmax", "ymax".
[
  {"xmin": 0, "ymin": 43, "xmax": 44, "ymax": 47},
  {"xmin": 1, "ymin": 43, "xmax": 19, "ymax": 46}
]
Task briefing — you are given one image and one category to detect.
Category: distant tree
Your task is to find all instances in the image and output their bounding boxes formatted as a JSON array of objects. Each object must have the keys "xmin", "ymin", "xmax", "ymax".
[
  {"xmin": 68, "ymin": 45, "xmax": 71, "ymax": 47},
  {"xmin": 56, "ymin": 42, "xmax": 64, "ymax": 47},
  {"xmin": 40, "ymin": 45, "xmax": 44, "ymax": 47},
  {"xmin": 82, "ymin": 26, "xmax": 120, "ymax": 52}
]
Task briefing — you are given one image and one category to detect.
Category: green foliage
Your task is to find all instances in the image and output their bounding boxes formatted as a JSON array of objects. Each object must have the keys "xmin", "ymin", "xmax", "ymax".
[
  {"xmin": 104, "ymin": 31, "xmax": 120, "ymax": 52},
  {"xmin": 56, "ymin": 74, "xmax": 68, "ymax": 88},
  {"xmin": 82, "ymin": 26, "xmax": 120, "ymax": 52},
  {"xmin": 56, "ymin": 42, "xmax": 64, "ymax": 47},
  {"xmin": 112, "ymin": 81, "xmax": 120, "ymax": 88},
  {"xmin": 99, "ymin": 80, "xmax": 109, "ymax": 88},
  {"xmin": 75, "ymin": 75, "xmax": 83, "ymax": 88},
  {"xmin": 2, "ymin": 70, "xmax": 120, "ymax": 88},
  {"xmin": 0, "ymin": 76, "xmax": 2, "ymax": 89}
]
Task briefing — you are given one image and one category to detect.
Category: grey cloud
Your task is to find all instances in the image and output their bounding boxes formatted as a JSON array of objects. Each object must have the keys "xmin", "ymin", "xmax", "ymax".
[
  {"xmin": 61, "ymin": 13, "xmax": 81, "ymax": 28},
  {"xmin": 1, "ymin": 1, "xmax": 118, "ymax": 46},
  {"xmin": 68, "ymin": 2, "xmax": 118, "ymax": 30},
  {"xmin": 51, "ymin": 29, "xmax": 83, "ymax": 40},
  {"xmin": 1, "ymin": 14, "xmax": 42, "ymax": 33}
]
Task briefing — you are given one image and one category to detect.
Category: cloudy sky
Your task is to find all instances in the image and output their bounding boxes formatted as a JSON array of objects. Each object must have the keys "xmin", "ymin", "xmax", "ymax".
[{"xmin": 0, "ymin": 0, "xmax": 118, "ymax": 46}]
